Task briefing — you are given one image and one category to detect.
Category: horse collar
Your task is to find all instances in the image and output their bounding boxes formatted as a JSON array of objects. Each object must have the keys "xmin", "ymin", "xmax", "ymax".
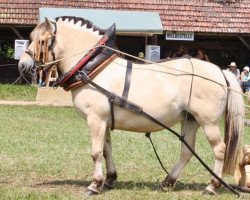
[{"xmin": 53, "ymin": 23, "xmax": 117, "ymax": 90}]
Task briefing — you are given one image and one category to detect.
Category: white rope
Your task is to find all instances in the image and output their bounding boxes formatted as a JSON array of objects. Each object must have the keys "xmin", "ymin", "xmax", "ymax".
[
  {"xmin": 103, "ymin": 45, "xmax": 249, "ymax": 98},
  {"xmin": 37, "ymin": 46, "xmax": 101, "ymax": 68},
  {"xmin": 38, "ymin": 44, "xmax": 250, "ymax": 106},
  {"xmin": 0, "ymin": 64, "xmax": 17, "ymax": 67}
]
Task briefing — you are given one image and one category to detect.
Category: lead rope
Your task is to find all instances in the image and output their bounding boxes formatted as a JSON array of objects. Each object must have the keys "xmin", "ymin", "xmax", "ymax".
[
  {"xmin": 78, "ymin": 71, "xmax": 239, "ymax": 196},
  {"xmin": 145, "ymin": 132, "xmax": 185, "ymax": 186},
  {"xmin": 145, "ymin": 59, "xmax": 195, "ymax": 186},
  {"xmin": 140, "ymin": 110, "xmax": 240, "ymax": 196}
]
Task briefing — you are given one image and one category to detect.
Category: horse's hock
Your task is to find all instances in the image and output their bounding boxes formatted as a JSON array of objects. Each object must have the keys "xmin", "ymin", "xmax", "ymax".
[{"xmin": 36, "ymin": 87, "xmax": 73, "ymax": 106}]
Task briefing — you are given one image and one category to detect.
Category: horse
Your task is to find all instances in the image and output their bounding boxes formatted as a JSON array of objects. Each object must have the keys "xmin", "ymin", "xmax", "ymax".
[{"xmin": 18, "ymin": 16, "xmax": 245, "ymax": 196}]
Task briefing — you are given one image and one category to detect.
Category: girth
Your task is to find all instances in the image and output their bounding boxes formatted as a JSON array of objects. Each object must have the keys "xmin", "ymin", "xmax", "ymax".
[{"xmin": 109, "ymin": 60, "xmax": 133, "ymax": 130}]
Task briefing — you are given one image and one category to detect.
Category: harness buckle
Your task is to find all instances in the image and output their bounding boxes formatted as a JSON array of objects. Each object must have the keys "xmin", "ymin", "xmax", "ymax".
[{"xmin": 77, "ymin": 71, "xmax": 90, "ymax": 82}]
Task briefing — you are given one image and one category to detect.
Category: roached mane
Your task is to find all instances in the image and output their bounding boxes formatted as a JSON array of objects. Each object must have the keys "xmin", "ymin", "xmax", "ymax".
[
  {"xmin": 55, "ymin": 16, "xmax": 105, "ymax": 35},
  {"xmin": 30, "ymin": 16, "xmax": 105, "ymax": 41}
]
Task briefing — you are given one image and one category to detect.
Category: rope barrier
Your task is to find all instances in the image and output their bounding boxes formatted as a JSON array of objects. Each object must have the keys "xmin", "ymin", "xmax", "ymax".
[
  {"xmin": 0, "ymin": 63, "xmax": 17, "ymax": 67},
  {"xmin": 33, "ymin": 44, "xmax": 250, "ymax": 106}
]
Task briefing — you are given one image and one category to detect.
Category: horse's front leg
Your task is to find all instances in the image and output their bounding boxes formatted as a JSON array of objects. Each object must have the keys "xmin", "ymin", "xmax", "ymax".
[
  {"xmin": 85, "ymin": 115, "xmax": 107, "ymax": 195},
  {"xmin": 103, "ymin": 128, "xmax": 117, "ymax": 189}
]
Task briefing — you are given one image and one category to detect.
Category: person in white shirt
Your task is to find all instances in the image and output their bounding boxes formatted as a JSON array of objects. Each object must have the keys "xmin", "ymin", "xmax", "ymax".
[
  {"xmin": 227, "ymin": 62, "xmax": 240, "ymax": 81},
  {"xmin": 240, "ymin": 66, "xmax": 250, "ymax": 93}
]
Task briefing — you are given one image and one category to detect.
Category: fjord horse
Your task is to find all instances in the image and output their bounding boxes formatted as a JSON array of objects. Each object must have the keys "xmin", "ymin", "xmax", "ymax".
[{"xmin": 18, "ymin": 17, "xmax": 244, "ymax": 195}]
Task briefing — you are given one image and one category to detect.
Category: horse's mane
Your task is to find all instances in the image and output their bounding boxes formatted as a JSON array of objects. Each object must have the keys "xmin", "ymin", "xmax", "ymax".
[
  {"xmin": 30, "ymin": 16, "xmax": 105, "ymax": 40},
  {"xmin": 56, "ymin": 16, "xmax": 105, "ymax": 35}
]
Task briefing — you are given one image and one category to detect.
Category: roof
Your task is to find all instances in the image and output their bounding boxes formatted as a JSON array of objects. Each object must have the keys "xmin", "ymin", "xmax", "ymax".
[
  {"xmin": 39, "ymin": 8, "xmax": 163, "ymax": 35},
  {"xmin": 1, "ymin": 0, "xmax": 250, "ymax": 34}
]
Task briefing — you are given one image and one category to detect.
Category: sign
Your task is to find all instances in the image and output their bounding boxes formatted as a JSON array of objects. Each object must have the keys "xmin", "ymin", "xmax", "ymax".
[
  {"xmin": 165, "ymin": 31, "xmax": 194, "ymax": 41},
  {"xmin": 14, "ymin": 40, "xmax": 29, "ymax": 60}
]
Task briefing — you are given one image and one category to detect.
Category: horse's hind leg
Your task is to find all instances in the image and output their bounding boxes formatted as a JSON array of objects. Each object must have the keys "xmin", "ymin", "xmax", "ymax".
[
  {"xmin": 162, "ymin": 118, "xmax": 199, "ymax": 188},
  {"xmin": 202, "ymin": 124, "xmax": 225, "ymax": 195},
  {"xmin": 103, "ymin": 128, "xmax": 117, "ymax": 189}
]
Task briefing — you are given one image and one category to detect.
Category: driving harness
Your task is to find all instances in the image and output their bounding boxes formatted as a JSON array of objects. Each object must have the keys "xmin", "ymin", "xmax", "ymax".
[
  {"xmin": 53, "ymin": 23, "xmax": 135, "ymax": 130},
  {"xmin": 47, "ymin": 22, "xmax": 240, "ymax": 195}
]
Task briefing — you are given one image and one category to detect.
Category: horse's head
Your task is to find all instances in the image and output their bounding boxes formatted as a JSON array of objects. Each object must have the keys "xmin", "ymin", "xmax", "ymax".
[
  {"xmin": 18, "ymin": 16, "xmax": 104, "ymax": 76},
  {"xmin": 18, "ymin": 18, "xmax": 58, "ymax": 76}
]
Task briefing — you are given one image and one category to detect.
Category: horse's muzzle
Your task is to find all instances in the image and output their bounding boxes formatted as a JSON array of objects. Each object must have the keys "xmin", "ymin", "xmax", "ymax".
[{"xmin": 18, "ymin": 55, "xmax": 35, "ymax": 76}]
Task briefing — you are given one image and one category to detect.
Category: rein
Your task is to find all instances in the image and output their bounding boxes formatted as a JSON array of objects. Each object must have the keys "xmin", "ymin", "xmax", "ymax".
[
  {"xmin": 31, "ymin": 25, "xmax": 246, "ymax": 98},
  {"xmin": 76, "ymin": 70, "xmax": 240, "ymax": 196},
  {"xmin": 27, "ymin": 21, "xmax": 247, "ymax": 195}
]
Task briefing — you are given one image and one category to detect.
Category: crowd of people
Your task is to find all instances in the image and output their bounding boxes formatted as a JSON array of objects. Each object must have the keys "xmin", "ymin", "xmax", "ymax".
[
  {"xmin": 167, "ymin": 46, "xmax": 250, "ymax": 94},
  {"xmin": 165, "ymin": 46, "xmax": 210, "ymax": 62},
  {"xmin": 227, "ymin": 61, "xmax": 250, "ymax": 93}
]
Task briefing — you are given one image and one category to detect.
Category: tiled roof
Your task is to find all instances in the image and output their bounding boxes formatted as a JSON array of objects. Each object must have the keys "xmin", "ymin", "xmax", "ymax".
[{"xmin": 1, "ymin": 0, "xmax": 250, "ymax": 34}]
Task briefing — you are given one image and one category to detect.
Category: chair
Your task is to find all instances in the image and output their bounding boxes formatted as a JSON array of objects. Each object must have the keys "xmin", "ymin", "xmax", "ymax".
[
  {"xmin": 44, "ymin": 65, "xmax": 58, "ymax": 87},
  {"xmin": 12, "ymin": 75, "xmax": 31, "ymax": 85}
]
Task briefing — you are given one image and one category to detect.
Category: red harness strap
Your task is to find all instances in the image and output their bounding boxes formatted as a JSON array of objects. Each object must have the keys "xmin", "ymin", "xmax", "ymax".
[
  {"xmin": 54, "ymin": 23, "xmax": 116, "ymax": 88},
  {"xmin": 63, "ymin": 54, "xmax": 117, "ymax": 91},
  {"xmin": 56, "ymin": 35, "xmax": 109, "ymax": 86}
]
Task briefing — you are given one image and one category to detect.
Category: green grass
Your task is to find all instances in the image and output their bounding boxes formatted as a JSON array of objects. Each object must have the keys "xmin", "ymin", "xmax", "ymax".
[
  {"xmin": 0, "ymin": 84, "xmax": 37, "ymax": 101},
  {"xmin": 0, "ymin": 105, "xmax": 250, "ymax": 200}
]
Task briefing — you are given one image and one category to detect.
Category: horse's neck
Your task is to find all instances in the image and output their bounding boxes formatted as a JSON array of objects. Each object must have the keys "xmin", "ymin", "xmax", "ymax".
[{"xmin": 57, "ymin": 23, "xmax": 102, "ymax": 73}]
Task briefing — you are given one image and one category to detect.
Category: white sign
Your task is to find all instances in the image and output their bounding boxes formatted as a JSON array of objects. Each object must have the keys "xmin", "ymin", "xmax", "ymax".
[
  {"xmin": 14, "ymin": 40, "xmax": 29, "ymax": 60},
  {"xmin": 165, "ymin": 31, "xmax": 194, "ymax": 41}
]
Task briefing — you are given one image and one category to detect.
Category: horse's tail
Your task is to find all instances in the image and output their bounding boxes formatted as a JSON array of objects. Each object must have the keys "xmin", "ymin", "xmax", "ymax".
[{"xmin": 222, "ymin": 70, "xmax": 245, "ymax": 175}]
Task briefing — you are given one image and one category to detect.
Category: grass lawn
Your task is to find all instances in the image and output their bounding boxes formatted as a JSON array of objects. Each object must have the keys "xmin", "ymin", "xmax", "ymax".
[
  {"xmin": 0, "ymin": 84, "xmax": 37, "ymax": 101},
  {"xmin": 0, "ymin": 105, "xmax": 250, "ymax": 200}
]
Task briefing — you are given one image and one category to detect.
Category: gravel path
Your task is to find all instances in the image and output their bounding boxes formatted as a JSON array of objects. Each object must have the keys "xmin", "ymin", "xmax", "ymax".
[{"xmin": 0, "ymin": 100, "xmax": 72, "ymax": 107}]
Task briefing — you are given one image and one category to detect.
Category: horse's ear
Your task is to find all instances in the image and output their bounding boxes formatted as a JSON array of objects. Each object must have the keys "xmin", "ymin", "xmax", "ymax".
[{"xmin": 44, "ymin": 17, "xmax": 55, "ymax": 33}]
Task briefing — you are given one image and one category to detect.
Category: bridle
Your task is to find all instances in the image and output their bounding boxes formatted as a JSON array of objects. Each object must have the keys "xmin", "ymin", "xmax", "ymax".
[{"xmin": 25, "ymin": 21, "xmax": 57, "ymax": 75}]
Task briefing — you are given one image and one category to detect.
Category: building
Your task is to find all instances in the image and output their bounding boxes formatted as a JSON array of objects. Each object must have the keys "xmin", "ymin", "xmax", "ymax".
[{"xmin": 1, "ymin": 0, "xmax": 250, "ymax": 82}]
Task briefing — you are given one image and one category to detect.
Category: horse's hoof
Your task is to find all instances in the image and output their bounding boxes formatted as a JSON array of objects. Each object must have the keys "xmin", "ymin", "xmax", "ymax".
[
  {"xmin": 84, "ymin": 189, "xmax": 98, "ymax": 196},
  {"xmin": 161, "ymin": 175, "xmax": 177, "ymax": 189},
  {"xmin": 102, "ymin": 183, "xmax": 114, "ymax": 191},
  {"xmin": 203, "ymin": 188, "xmax": 217, "ymax": 195},
  {"xmin": 155, "ymin": 184, "xmax": 170, "ymax": 192},
  {"xmin": 161, "ymin": 180, "xmax": 176, "ymax": 189}
]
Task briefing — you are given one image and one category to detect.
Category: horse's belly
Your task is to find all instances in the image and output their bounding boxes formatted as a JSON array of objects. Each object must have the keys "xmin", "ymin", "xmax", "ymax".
[{"xmin": 113, "ymin": 107, "xmax": 183, "ymax": 132}]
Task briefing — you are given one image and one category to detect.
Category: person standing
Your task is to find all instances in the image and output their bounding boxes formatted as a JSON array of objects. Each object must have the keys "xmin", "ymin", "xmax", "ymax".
[
  {"xmin": 172, "ymin": 46, "xmax": 188, "ymax": 58},
  {"xmin": 227, "ymin": 62, "xmax": 240, "ymax": 81},
  {"xmin": 195, "ymin": 47, "xmax": 210, "ymax": 62},
  {"xmin": 240, "ymin": 66, "xmax": 250, "ymax": 93}
]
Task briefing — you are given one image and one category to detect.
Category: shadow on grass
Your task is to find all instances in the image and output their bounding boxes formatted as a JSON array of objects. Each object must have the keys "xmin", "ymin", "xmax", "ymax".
[
  {"xmin": 35, "ymin": 179, "xmax": 238, "ymax": 195},
  {"xmin": 35, "ymin": 179, "xmax": 90, "ymax": 188},
  {"xmin": 35, "ymin": 179, "xmax": 221, "ymax": 193}
]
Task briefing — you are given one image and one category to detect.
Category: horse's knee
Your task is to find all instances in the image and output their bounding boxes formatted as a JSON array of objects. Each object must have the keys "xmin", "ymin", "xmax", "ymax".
[{"xmin": 91, "ymin": 150, "xmax": 103, "ymax": 162}]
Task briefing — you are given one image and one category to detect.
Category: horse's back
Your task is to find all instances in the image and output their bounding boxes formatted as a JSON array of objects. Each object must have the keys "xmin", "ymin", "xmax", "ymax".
[{"xmin": 73, "ymin": 57, "xmax": 229, "ymax": 131}]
